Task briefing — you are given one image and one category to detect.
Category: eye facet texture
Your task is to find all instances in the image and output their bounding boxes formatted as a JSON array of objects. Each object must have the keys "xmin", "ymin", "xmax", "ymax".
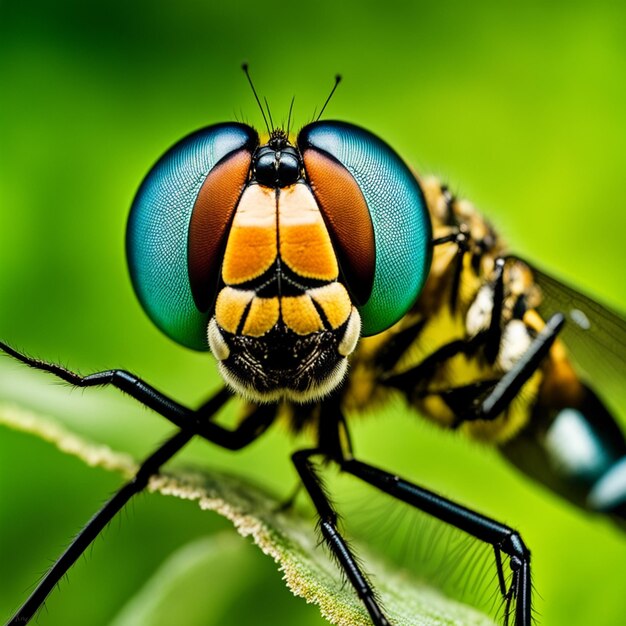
[
  {"xmin": 127, "ymin": 123, "xmax": 258, "ymax": 350},
  {"xmin": 299, "ymin": 121, "xmax": 432, "ymax": 336}
]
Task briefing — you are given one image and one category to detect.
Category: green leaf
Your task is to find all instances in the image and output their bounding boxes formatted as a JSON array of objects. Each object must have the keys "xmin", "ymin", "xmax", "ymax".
[
  {"xmin": 108, "ymin": 529, "xmax": 338, "ymax": 626},
  {"xmin": 109, "ymin": 533, "xmax": 257, "ymax": 626},
  {"xmin": 0, "ymin": 403, "xmax": 496, "ymax": 626}
]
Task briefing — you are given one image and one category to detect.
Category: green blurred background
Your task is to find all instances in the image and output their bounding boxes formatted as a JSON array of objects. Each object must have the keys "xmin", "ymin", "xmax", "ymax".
[{"xmin": 1, "ymin": 1, "xmax": 626, "ymax": 625}]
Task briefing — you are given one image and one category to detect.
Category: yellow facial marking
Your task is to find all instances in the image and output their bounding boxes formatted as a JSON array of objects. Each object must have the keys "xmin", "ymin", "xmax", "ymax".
[
  {"xmin": 309, "ymin": 283, "xmax": 352, "ymax": 330},
  {"xmin": 242, "ymin": 297, "xmax": 280, "ymax": 337},
  {"xmin": 281, "ymin": 295, "xmax": 324, "ymax": 335},
  {"xmin": 216, "ymin": 183, "xmax": 353, "ymax": 341},
  {"xmin": 214, "ymin": 287, "xmax": 255, "ymax": 334},
  {"xmin": 278, "ymin": 184, "xmax": 338, "ymax": 280},
  {"xmin": 221, "ymin": 185, "xmax": 277, "ymax": 285}
]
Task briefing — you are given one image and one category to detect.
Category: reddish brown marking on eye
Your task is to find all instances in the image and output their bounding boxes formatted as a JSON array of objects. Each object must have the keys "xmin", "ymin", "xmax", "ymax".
[
  {"xmin": 188, "ymin": 149, "xmax": 252, "ymax": 312},
  {"xmin": 302, "ymin": 148, "xmax": 375, "ymax": 305}
]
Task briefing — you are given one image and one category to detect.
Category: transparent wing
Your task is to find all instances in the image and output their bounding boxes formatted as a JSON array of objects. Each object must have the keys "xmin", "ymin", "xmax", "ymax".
[{"xmin": 528, "ymin": 263, "xmax": 626, "ymax": 417}]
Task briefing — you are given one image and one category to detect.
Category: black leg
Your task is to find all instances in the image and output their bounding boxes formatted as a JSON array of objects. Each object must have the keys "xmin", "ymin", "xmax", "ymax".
[
  {"xmin": 444, "ymin": 313, "xmax": 564, "ymax": 425},
  {"xmin": 382, "ymin": 337, "xmax": 474, "ymax": 392},
  {"xmin": 432, "ymin": 233, "xmax": 459, "ymax": 246},
  {"xmin": 6, "ymin": 391, "xmax": 276, "ymax": 625},
  {"xmin": 484, "ymin": 257, "xmax": 505, "ymax": 364},
  {"xmin": 0, "ymin": 341, "xmax": 276, "ymax": 449},
  {"xmin": 340, "ymin": 458, "xmax": 531, "ymax": 626},
  {"xmin": 7, "ymin": 429, "xmax": 194, "ymax": 626},
  {"xmin": 471, "ymin": 312, "xmax": 564, "ymax": 422},
  {"xmin": 449, "ymin": 230, "xmax": 469, "ymax": 313},
  {"xmin": 292, "ymin": 449, "xmax": 391, "ymax": 626},
  {"xmin": 388, "ymin": 313, "xmax": 565, "ymax": 427}
]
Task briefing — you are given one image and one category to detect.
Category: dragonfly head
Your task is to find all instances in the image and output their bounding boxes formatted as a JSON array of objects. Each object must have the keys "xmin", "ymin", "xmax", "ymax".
[{"xmin": 127, "ymin": 121, "xmax": 432, "ymax": 402}]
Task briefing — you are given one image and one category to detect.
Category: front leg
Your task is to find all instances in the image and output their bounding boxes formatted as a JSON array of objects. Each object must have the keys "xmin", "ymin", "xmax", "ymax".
[
  {"xmin": 0, "ymin": 340, "xmax": 196, "ymax": 423},
  {"xmin": 0, "ymin": 341, "xmax": 275, "ymax": 448}
]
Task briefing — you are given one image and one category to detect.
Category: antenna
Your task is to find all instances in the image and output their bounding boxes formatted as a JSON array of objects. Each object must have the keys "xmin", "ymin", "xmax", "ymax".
[
  {"xmin": 242, "ymin": 63, "xmax": 271, "ymax": 135},
  {"xmin": 286, "ymin": 96, "xmax": 295, "ymax": 136},
  {"xmin": 316, "ymin": 74, "xmax": 342, "ymax": 121},
  {"xmin": 263, "ymin": 96, "xmax": 275, "ymax": 132}
]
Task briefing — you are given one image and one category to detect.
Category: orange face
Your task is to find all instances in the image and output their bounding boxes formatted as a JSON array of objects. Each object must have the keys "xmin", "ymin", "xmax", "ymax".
[{"xmin": 208, "ymin": 181, "xmax": 360, "ymax": 402}]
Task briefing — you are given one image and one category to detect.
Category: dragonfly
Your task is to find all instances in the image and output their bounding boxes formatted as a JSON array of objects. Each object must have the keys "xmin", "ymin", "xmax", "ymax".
[{"xmin": 2, "ymin": 69, "xmax": 626, "ymax": 625}]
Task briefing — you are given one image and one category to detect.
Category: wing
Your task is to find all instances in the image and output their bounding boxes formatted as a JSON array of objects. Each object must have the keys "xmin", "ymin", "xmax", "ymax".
[{"xmin": 526, "ymin": 262, "xmax": 626, "ymax": 417}]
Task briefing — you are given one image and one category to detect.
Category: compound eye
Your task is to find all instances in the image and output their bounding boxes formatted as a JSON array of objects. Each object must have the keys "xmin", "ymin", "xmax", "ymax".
[
  {"xmin": 127, "ymin": 123, "xmax": 258, "ymax": 350},
  {"xmin": 298, "ymin": 121, "xmax": 432, "ymax": 336}
]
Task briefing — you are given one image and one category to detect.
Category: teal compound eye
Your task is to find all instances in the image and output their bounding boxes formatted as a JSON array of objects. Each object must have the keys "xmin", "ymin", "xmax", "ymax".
[
  {"xmin": 126, "ymin": 123, "xmax": 259, "ymax": 351},
  {"xmin": 297, "ymin": 121, "xmax": 432, "ymax": 336}
]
